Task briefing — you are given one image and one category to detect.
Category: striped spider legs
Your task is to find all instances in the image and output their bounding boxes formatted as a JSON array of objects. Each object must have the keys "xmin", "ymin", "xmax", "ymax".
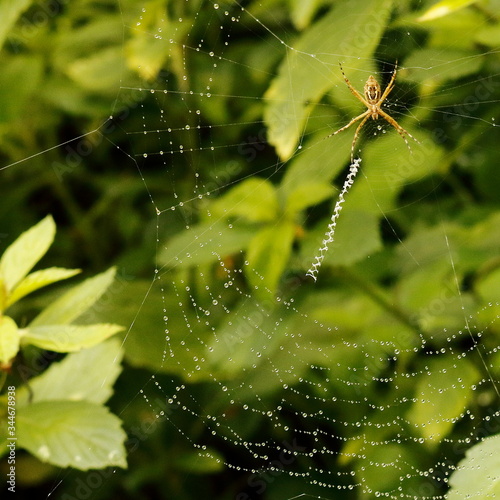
[{"xmin": 326, "ymin": 62, "xmax": 419, "ymax": 161}]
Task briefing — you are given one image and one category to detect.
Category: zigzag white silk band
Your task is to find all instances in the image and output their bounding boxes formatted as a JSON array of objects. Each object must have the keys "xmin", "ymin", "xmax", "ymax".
[{"xmin": 306, "ymin": 158, "xmax": 361, "ymax": 281}]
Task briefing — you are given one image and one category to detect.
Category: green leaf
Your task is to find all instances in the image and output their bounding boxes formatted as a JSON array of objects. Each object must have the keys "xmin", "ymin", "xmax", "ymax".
[
  {"xmin": 289, "ymin": 0, "xmax": 326, "ymax": 30},
  {"xmin": 469, "ymin": 211, "xmax": 500, "ymax": 251},
  {"xmin": 279, "ymin": 130, "xmax": 352, "ymax": 198},
  {"xmin": 323, "ymin": 209, "xmax": 382, "ymax": 266},
  {"xmin": 208, "ymin": 300, "xmax": 274, "ymax": 377},
  {"xmin": 30, "ymin": 267, "xmax": 116, "ymax": 327},
  {"xmin": 477, "ymin": 267, "xmax": 500, "ymax": 302},
  {"xmin": 125, "ymin": 9, "xmax": 189, "ymax": 80},
  {"xmin": 398, "ymin": 260, "xmax": 452, "ymax": 309},
  {"xmin": 7, "ymin": 267, "xmax": 81, "ymax": 308},
  {"xmin": 0, "ymin": 0, "xmax": 35, "ymax": 50},
  {"xmin": 356, "ymin": 443, "xmax": 421, "ymax": 495},
  {"xmin": 158, "ymin": 219, "xmax": 256, "ymax": 269},
  {"xmin": 475, "ymin": 25, "xmax": 500, "ymax": 47},
  {"xmin": 396, "ymin": 214, "xmax": 500, "ymax": 277},
  {"xmin": 394, "ymin": 223, "xmax": 459, "ymax": 275},
  {"xmin": 172, "ymin": 449, "xmax": 224, "ymax": 474},
  {"xmin": 17, "ymin": 401, "xmax": 127, "ymax": 470},
  {"xmin": 264, "ymin": 0, "xmax": 392, "ymax": 159},
  {"xmin": 417, "ymin": 0, "xmax": 479, "ymax": 22},
  {"xmin": 21, "ymin": 323, "xmax": 123, "ymax": 353},
  {"xmin": 53, "ymin": 16, "xmax": 124, "ymax": 67},
  {"xmin": 16, "ymin": 338, "xmax": 123, "ymax": 406},
  {"xmin": 303, "ymin": 210, "xmax": 382, "ymax": 269},
  {"xmin": 66, "ymin": 47, "xmax": 131, "ymax": 93},
  {"xmin": 209, "ymin": 317, "xmax": 343, "ymax": 400},
  {"xmin": 208, "ymin": 295, "xmax": 344, "ymax": 395},
  {"xmin": 284, "ymin": 182, "xmax": 335, "ymax": 215},
  {"xmin": 95, "ymin": 280, "xmax": 208, "ymax": 378},
  {"xmin": 246, "ymin": 221, "xmax": 296, "ymax": 295},
  {"xmin": 395, "ymin": 259, "xmax": 477, "ymax": 336},
  {"xmin": 41, "ymin": 78, "xmax": 110, "ymax": 117},
  {"xmin": 211, "ymin": 178, "xmax": 279, "ymax": 223},
  {"xmin": 346, "ymin": 128, "xmax": 442, "ymax": 214},
  {"xmin": 475, "ymin": 268, "xmax": 500, "ymax": 331},
  {"xmin": 0, "ymin": 316, "xmax": 19, "ymax": 366},
  {"xmin": 447, "ymin": 434, "xmax": 500, "ymax": 499},
  {"xmin": 0, "ymin": 215, "xmax": 56, "ymax": 297},
  {"xmin": 403, "ymin": 49, "xmax": 482, "ymax": 83},
  {"xmin": 407, "ymin": 356, "xmax": 480, "ymax": 442},
  {"xmin": 0, "ymin": 55, "xmax": 44, "ymax": 123}
]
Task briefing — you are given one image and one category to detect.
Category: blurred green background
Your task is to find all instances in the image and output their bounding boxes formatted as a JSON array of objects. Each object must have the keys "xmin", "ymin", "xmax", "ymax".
[{"xmin": 1, "ymin": 0, "xmax": 500, "ymax": 499}]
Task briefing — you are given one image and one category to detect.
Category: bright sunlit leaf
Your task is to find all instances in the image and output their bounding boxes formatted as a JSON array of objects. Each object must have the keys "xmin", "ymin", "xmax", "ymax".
[
  {"xmin": 0, "ymin": 315, "xmax": 19, "ymax": 366},
  {"xmin": 418, "ymin": 0, "xmax": 478, "ymax": 22},
  {"xmin": 0, "ymin": 215, "xmax": 55, "ymax": 297},
  {"xmin": 6, "ymin": 267, "xmax": 81, "ymax": 308},
  {"xmin": 447, "ymin": 434, "xmax": 500, "ymax": 499},
  {"xmin": 21, "ymin": 323, "xmax": 123, "ymax": 352},
  {"xmin": 17, "ymin": 401, "xmax": 127, "ymax": 470},
  {"xmin": 30, "ymin": 267, "xmax": 117, "ymax": 327}
]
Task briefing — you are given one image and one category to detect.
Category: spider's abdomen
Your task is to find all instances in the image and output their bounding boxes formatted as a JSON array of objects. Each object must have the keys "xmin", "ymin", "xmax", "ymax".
[{"xmin": 364, "ymin": 76, "xmax": 380, "ymax": 104}]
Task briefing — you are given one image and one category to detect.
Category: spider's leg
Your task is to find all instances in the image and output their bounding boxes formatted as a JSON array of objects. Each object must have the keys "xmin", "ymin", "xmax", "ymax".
[
  {"xmin": 378, "ymin": 109, "xmax": 420, "ymax": 149},
  {"xmin": 325, "ymin": 110, "xmax": 370, "ymax": 140},
  {"xmin": 378, "ymin": 61, "xmax": 398, "ymax": 103},
  {"xmin": 350, "ymin": 113, "xmax": 370, "ymax": 162},
  {"xmin": 339, "ymin": 63, "xmax": 370, "ymax": 107}
]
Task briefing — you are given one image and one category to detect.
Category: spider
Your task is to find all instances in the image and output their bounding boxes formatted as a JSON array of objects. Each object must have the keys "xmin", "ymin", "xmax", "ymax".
[{"xmin": 326, "ymin": 62, "xmax": 419, "ymax": 161}]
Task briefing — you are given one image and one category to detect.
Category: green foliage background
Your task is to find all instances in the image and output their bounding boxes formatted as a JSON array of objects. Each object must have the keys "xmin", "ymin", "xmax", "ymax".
[{"xmin": 1, "ymin": 0, "xmax": 500, "ymax": 499}]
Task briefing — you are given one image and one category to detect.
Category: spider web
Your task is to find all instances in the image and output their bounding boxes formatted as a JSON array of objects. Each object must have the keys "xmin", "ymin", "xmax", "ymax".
[{"xmin": 2, "ymin": 1, "xmax": 500, "ymax": 499}]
